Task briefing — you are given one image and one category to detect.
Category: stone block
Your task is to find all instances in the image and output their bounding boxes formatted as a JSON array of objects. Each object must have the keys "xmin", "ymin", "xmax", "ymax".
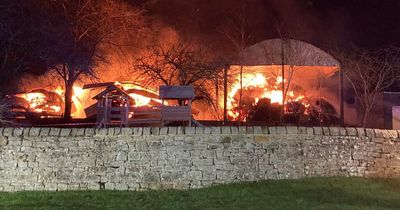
[
  {"xmin": 168, "ymin": 127, "xmax": 177, "ymax": 135},
  {"xmin": 356, "ymin": 128, "xmax": 366, "ymax": 137},
  {"xmin": 114, "ymin": 128, "xmax": 122, "ymax": 136},
  {"xmin": 133, "ymin": 127, "xmax": 143, "ymax": 136},
  {"xmin": 339, "ymin": 127, "xmax": 347, "ymax": 136},
  {"xmin": 298, "ymin": 127, "xmax": 307, "ymax": 135},
  {"xmin": 84, "ymin": 128, "xmax": 95, "ymax": 136},
  {"xmin": 44, "ymin": 183, "xmax": 58, "ymax": 191},
  {"xmin": 388, "ymin": 130, "xmax": 398, "ymax": 138},
  {"xmin": 0, "ymin": 136, "xmax": 8, "ymax": 146},
  {"xmin": 267, "ymin": 127, "xmax": 276, "ymax": 134},
  {"xmin": 95, "ymin": 128, "xmax": 107, "ymax": 136},
  {"xmin": 75, "ymin": 128, "xmax": 86, "ymax": 136},
  {"xmin": 329, "ymin": 127, "xmax": 340, "ymax": 136},
  {"xmin": 57, "ymin": 183, "xmax": 68, "ymax": 191},
  {"xmin": 221, "ymin": 126, "xmax": 231, "ymax": 134},
  {"xmin": 374, "ymin": 129, "xmax": 383, "ymax": 138},
  {"xmin": 177, "ymin": 126, "xmax": 185, "ymax": 135},
  {"xmin": 38, "ymin": 128, "xmax": 50, "ymax": 136},
  {"xmin": 114, "ymin": 183, "xmax": 128, "ymax": 191},
  {"xmin": 365, "ymin": 129, "xmax": 374, "ymax": 138},
  {"xmin": 119, "ymin": 128, "xmax": 131, "ymax": 136},
  {"xmin": 3, "ymin": 128, "xmax": 14, "ymax": 136},
  {"xmin": 29, "ymin": 128, "xmax": 41, "ymax": 137},
  {"xmin": 246, "ymin": 127, "xmax": 254, "ymax": 134},
  {"xmin": 275, "ymin": 126, "xmax": 285, "ymax": 134},
  {"xmin": 107, "ymin": 128, "xmax": 116, "ymax": 136},
  {"xmin": 159, "ymin": 127, "xmax": 168, "ymax": 135},
  {"xmin": 60, "ymin": 128, "xmax": 71, "ymax": 136},
  {"xmin": 187, "ymin": 170, "xmax": 203, "ymax": 181},
  {"xmin": 195, "ymin": 127, "xmax": 204, "ymax": 134},
  {"xmin": 322, "ymin": 127, "xmax": 330, "ymax": 135},
  {"xmin": 211, "ymin": 127, "xmax": 221, "ymax": 134},
  {"xmin": 238, "ymin": 126, "xmax": 246, "ymax": 134},
  {"xmin": 204, "ymin": 127, "xmax": 212, "ymax": 134},
  {"xmin": 185, "ymin": 127, "xmax": 196, "ymax": 135},
  {"xmin": 346, "ymin": 127, "xmax": 357, "ymax": 136},
  {"xmin": 229, "ymin": 126, "xmax": 238, "ymax": 134},
  {"xmin": 12, "ymin": 128, "xmax": 24, "ymax": 137},
  {"xmin": 254, "ymin": 135, "xmax": 269, "ymax": 143},
  {"xmin": 286, "ymin": 126, "xmax": 298, "ymax": 135},
  {"xmin": 306, "ymin": 127, "xmax": 314, "ymax": 135},
  {"xmin": 313, "ymin": 127, "xmax": 322, "ymax": 135},
  {"xmin": 253, "ymin": 126, "xmax": 262, "ymax": 134},
  {"xmin": 261, "ymin": 126, "xmax": 269, "ymax": 134},
  {"xmin": 151, "ymin": 127, "xmax": 160, "ymax": 135},
  {"xmin": 104, "ymin": 182, "xmax": 115, "ymax": 190},
  {"xmin": 381, "ymin": 130, "xmax": 390, "ymax": 139}
]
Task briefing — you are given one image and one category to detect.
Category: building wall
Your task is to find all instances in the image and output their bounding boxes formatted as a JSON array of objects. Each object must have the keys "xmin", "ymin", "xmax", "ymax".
[{"xmin": 0, "ymin": 126, "xmax": 400, "ymax": 192}]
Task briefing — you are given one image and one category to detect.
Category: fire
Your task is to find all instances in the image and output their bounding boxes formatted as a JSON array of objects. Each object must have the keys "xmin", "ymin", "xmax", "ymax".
[
  {"xmin": 116, "ymin": 82, "xmax": 164, "ymax": 107},
  {"xmin": 225, "ymin": 73, "xmax": 307, "ymax": 120},
  {"xmin": 14, "ymin": 85, "xmax": 88, "ymax": 118},
  {"xmin": 19, "ymin": 92, "xmax": 46, "ymax": 112},
  {"xmin": 15, "ymin": 90, "xmax": 63, "ymax": 116}
]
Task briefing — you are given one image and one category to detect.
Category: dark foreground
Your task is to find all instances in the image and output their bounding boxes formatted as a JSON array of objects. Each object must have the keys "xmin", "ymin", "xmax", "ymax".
[{"xmin": 1, "ymin": 177, "xmax": 400, "ymax": 210}]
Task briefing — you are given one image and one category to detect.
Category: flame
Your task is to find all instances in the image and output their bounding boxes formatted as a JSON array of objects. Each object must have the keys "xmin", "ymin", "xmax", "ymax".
[
  {"xmin": 225, "ymin": 73, "xmax": 307, "ymax": 120},
  {"xmin": 128, "ymin": 93, "xmax": 151, "ymax": 106},
  {"xmin": 16, "ymin": 91, "xmax": 62, "ymax": 115},
  {"xmin": 116, "ymin": 82, "xmax": 164, "ymax": 107},
  {"xmin": 19, "ymin": 92, "xmax": 46, "ymax": 111},
  {"xmin": 15, "ymin": 84, "xmax": 88, "ymax": 118}
]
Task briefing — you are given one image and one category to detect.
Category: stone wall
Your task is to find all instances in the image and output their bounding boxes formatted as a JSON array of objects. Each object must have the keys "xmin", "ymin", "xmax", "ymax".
[{"xmin": 0, "ymin": 126, "xmax": 400, "ymax": 192}]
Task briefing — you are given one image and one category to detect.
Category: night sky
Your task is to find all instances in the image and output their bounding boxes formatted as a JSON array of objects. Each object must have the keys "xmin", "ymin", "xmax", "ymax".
[{"xmin": 132, "ymin": 0, "xmax": 400, "ymax": 51}]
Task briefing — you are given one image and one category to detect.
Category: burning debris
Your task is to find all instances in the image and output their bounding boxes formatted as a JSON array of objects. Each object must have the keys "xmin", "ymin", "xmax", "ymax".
[{"xmin": 225, "ymin": 73, "xmax": 308, "ymax": 121}]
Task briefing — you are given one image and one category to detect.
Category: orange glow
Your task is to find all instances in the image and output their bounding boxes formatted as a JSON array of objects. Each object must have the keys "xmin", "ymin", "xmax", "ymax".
[
  {"xmin": 116, "ymin": 82, "xmax": 165, "ymax": 107},
  {"xmin": 224, "ymin": 73, "xmax": 307, "ymax": 120}
]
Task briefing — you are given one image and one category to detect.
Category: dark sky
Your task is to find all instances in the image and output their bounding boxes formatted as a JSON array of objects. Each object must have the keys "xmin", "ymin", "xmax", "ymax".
[{"xmin": 132, "ymin": 0, "xmax": 400, "ymax": 51}]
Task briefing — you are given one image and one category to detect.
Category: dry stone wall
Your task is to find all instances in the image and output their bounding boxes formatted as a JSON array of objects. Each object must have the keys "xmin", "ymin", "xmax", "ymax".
[{"xmin": 0, "ymin": 126, "xmax": 400, "ymax": 191}]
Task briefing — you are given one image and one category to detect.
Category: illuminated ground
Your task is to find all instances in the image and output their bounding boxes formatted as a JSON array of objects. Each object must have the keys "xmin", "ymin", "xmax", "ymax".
[{"xmin": 1, "ymin": 177, "xmax": 400, "ymax": 210}]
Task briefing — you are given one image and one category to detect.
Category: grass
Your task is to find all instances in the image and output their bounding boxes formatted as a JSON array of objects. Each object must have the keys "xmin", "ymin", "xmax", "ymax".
[{"xmin": 1, "ymin": 177, "xmax": 400, "ymax": 210}]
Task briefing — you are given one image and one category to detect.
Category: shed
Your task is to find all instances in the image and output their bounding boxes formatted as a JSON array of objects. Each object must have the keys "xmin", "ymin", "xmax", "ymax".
[{"xmin": 159, "ymin": 85, "xmax": 195, "ymax": 126}]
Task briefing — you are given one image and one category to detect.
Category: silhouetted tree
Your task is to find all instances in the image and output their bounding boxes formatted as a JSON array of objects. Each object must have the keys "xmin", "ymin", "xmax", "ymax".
[
  {"xmin": 42, "ymin": 0, "xmax": 145, "ymax": 120},
  {"xmin": 336, "ymin": 46, "xmax": 400, "ymax": 127},
  {"xmin": 134, "ymin": 39, "xmax": 223, "ymax": 108}
]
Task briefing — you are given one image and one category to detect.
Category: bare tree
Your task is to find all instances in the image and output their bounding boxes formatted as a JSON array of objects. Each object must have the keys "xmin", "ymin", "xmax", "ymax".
[
  {"xmin": 217, "ymin": 2, "xmax": 254, "ymax": 124},
  {"xmin": 42, "ymin": 0, "xmax": 145, "ymax": 120},
  {"xmin": 336, "ymin": 47, "xmax": 400, "ymax": 127},
  {"xmin": 134, "ymin": 40, "xmax": 223, "ymax": 107}
]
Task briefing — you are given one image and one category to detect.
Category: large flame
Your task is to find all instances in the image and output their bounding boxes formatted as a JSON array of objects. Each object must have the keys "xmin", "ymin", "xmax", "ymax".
[
  {"xmin": 224, "ymin": 73, "xmax": 307, "ymax": 120},
  {"xmin": 15, "ymin": 85, "xmax": 88, "ymax": 118}
]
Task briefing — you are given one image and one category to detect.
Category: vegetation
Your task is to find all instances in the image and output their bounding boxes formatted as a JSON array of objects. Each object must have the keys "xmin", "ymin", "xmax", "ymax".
[
  {"xmin": 41, "ymin": 0, "xmax": 145, "ymax": 121},
  {"xmin": 335, "ymin": 46, "xmax": 400, "ymax": 127},
  {"xmin": 1, "ymin": 177, "xmax": 400, "ymax": 210},
  {"xmin": 134, "ymin": 39, "xmax": 224, "ymax": 108}
]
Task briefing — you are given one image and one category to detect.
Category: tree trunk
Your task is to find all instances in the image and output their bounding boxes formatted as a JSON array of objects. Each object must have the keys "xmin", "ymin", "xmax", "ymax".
[
  {"xmin": 238, "ymin": 65, "xmax": 243, "ymax": 125},
  {"xmin": 361, "ymin": 105, "xmax": 372, "ymax": 128},
  {"xmin": 63, "ymin": 80, "xmax": 74, "ymax": 121}
]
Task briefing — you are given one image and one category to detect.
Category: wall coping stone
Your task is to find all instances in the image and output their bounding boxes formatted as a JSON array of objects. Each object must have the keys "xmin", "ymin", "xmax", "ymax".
[{"xmin": 0, "ymin": 126, "xmax": 399, "ymax": 139}]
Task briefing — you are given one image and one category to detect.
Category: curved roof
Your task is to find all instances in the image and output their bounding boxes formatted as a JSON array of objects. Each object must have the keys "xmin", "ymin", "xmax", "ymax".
[{"xmin": 236, "ymin": 39, "xmax": 340, "ymax": 67}]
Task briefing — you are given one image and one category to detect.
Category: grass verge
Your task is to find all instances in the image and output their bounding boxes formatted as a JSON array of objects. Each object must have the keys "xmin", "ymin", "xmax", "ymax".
[{"xmin": 1, "ymin": 177, "xmax": 400, "ymax": 210}]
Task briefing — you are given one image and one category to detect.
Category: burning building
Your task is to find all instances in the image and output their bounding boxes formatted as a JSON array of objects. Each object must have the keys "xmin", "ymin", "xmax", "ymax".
[{"xmin": 220, "ymin": 38, "xmax": 341, "ymax": 125}]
